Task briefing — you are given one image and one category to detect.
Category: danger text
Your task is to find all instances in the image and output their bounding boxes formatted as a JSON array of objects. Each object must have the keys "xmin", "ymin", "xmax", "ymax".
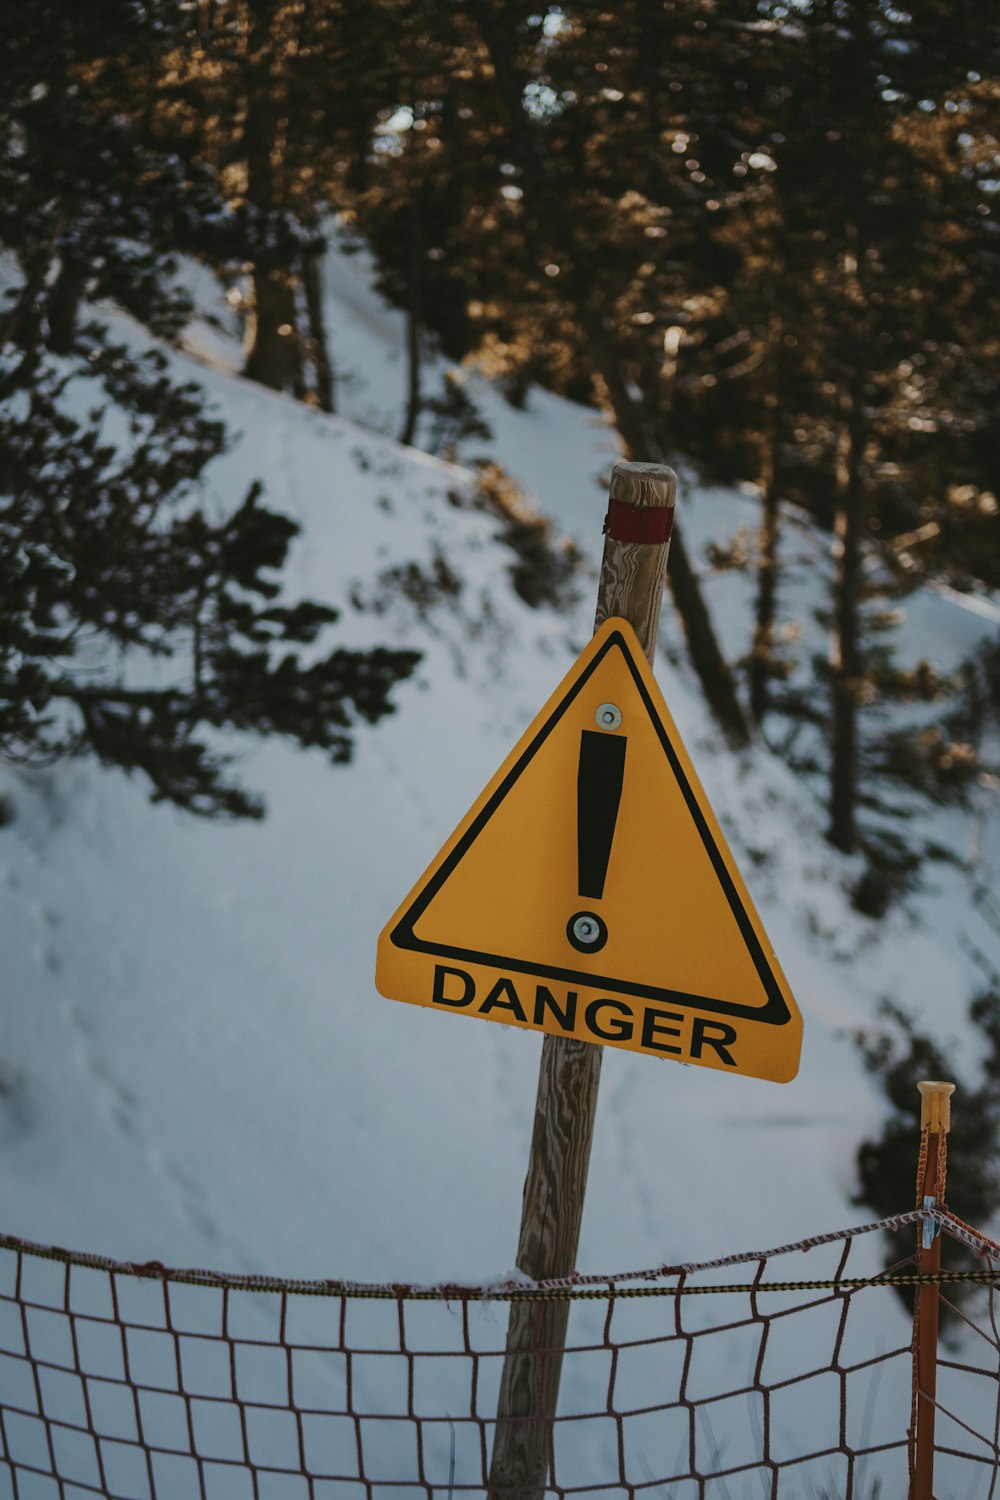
[{"xmin": 431, "ymin": 963, "xmax": 738, "ymax": 1065}]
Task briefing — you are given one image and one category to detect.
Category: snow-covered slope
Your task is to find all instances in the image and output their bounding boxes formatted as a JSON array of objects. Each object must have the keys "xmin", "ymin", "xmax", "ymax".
[{"xmin": 2, "ymin": 238, "xmax": 999, "ymax": 1309}]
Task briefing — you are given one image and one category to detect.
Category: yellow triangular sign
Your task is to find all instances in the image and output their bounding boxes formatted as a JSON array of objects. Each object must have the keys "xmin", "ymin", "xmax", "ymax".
[{"xmin": 376, "ymin": 618, "xmax": 802, "ymax": 1082}]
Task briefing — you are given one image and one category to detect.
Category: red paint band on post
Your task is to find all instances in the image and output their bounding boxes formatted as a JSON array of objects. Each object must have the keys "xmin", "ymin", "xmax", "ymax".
[{"xmin": 603, "ymin": 497, "xmax": 674, "ymax": 545}]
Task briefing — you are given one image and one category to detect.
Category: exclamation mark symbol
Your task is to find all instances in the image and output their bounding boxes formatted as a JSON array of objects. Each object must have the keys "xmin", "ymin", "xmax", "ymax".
[{"xmin": 567, "ymin": 706, "xmax": 626, "ymax": 954}]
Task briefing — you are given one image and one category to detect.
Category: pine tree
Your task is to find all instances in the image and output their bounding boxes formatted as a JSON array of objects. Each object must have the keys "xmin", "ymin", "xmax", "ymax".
[
  {"xmin": 355, "ymin": 0, "xmax": 755, "ymax": 744},
  {"xmin": 136, "ymin": 0, "xmax": 997, "ymax": 851},
  {"xmin": 697, "ymin": 0, "xmax": 1000, "ymax": 854},
  {"xmin": 168, "ymin": 0, "xmax": 410, "ymax": 402},
  {"xmin": 0, "ymin": 0, "xmax": 420, "ymax": 817}
]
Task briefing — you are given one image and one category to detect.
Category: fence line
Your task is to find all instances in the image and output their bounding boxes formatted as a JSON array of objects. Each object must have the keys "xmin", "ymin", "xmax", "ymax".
[
  {"xmin": 1, "ymin": 1206, "xmax": 999, "ymax": 1498},
  {"xmin": 0, "ymin": 1207, "xmax": 967, "ymax": 1300}
]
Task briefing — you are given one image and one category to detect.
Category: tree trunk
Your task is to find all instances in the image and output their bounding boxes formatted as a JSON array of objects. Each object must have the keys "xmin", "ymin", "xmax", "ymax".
[
  {"xmin": 398, "ymin": 168, "xmax": 423, "ymax": 447},
  {"xmin": 398, "ymin": 301, "xmax": 422, "ymax": 446},
  {"xmin": 749, "ymin": 383, "xmax": 782, "ymax": 725},
  {"xmin": 244, "ymin": 266, "xmax": 301, "ymax": 392},
  {"xmin": 241, "ymin": 0, "xmax": 301, "ymax": 393},
  {"xmin": 828, "ymin": 380, "xmax": 865, "ymax": 852},
  {"xmin": 303, "ymin": 252, "xmax": 335, "ymax": 412},
  {"xmin": 47, "ymin": 254, "xmax": 87, "ymax": 355},
  {"xmin": 611, "ymin": 393, "xmax": 749, "ymax": 748},
  {"xmin": 592, "ymin": 351, "xmax": 752, "ymax": 748},
  {"xmin": 667, "ymin": 524, "xmax": 752, "ymax": 748},
  {"xmin": 471, "ymin": 6, "xmax": 750, "ymax": 748}
]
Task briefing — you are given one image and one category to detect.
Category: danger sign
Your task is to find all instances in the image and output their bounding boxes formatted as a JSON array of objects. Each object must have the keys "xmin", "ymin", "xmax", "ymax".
[{"xmin": 376, "ymin": 617, "xmax": 802, "ymax": 1082}]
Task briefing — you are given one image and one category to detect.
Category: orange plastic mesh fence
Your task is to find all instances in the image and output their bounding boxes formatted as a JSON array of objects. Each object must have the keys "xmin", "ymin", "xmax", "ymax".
[{"xmin": 0, "ymin": 1208, "xmax": 997, "ymax": 1499}]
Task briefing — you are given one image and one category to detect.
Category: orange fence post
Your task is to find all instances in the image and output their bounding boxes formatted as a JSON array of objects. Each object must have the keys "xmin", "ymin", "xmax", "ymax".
[{"xmin": 911, "ymin": 1079, "xmax": 955, "ymax": 1500}]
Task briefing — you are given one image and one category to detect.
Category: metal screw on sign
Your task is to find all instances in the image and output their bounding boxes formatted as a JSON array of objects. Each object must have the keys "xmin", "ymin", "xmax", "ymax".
[
  {"xmin": 595, "ymin": 702, "xmax": 622, "ymax": 731},
  {"xmin": 567, "ymin": 911, "xmax": 608, "ymax": 952}
]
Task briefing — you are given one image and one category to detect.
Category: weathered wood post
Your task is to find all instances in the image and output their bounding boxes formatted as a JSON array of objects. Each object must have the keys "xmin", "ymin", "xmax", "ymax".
[
  {"xmin": 488, "ymin": 461, "xmax": 677, "ymax": 1498},
  {"xmin": 911, "ymin": 1079, "xmax": 955, "ymax": 1500}
]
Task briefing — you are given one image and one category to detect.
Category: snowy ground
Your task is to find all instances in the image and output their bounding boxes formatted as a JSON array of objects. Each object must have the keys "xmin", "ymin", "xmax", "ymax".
[{"xmin": 1, "ymin": 233, "xmax": 999, "ymax": 1490}]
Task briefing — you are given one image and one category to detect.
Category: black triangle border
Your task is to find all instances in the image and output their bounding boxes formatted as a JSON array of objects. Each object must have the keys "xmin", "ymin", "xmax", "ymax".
[{"xmin": 390, "ymin": 629, "xmax": 792, "ymax": 1026}]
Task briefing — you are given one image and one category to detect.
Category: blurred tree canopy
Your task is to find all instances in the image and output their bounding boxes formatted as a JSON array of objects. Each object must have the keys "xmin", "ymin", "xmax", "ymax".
[
  {"xmin": 0, "ymin": 0, "xmax": 419, "ymax": 817},
  {"xmin": 1, "ymin": 0, "xmax": 997, "ymax": 856}
]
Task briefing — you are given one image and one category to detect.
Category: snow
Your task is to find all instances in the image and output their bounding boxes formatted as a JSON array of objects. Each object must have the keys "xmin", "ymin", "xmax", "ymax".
[{"xmin": 2, "ymin": 231, "xmax": 999, "ymax": 1489}]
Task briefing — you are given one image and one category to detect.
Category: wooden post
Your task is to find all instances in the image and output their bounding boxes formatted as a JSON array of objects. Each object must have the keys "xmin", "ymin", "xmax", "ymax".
[
  {"xmin": 488, "ymin": 462, "xmax": 677, "ymax": 1498},
  {"xmin": 911, "ymin": 1079, "xmax": 955, "ymax": 1500}
]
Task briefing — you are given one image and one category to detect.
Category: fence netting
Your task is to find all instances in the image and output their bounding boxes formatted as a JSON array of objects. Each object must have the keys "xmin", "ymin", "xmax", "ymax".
[{"xmin": 0, "ymin": 1208, "xmax": 998, "ymax": 1500}]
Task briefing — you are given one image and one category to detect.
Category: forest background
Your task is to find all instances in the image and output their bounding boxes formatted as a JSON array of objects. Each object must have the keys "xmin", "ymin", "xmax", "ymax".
[
  {"xmin": 4, "ymin": 0, "xmax": 1000, "ymax": 864},
  {"xmin": 2, "ymin": 0, "xmax": 1000, "ymax": 1246}
]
